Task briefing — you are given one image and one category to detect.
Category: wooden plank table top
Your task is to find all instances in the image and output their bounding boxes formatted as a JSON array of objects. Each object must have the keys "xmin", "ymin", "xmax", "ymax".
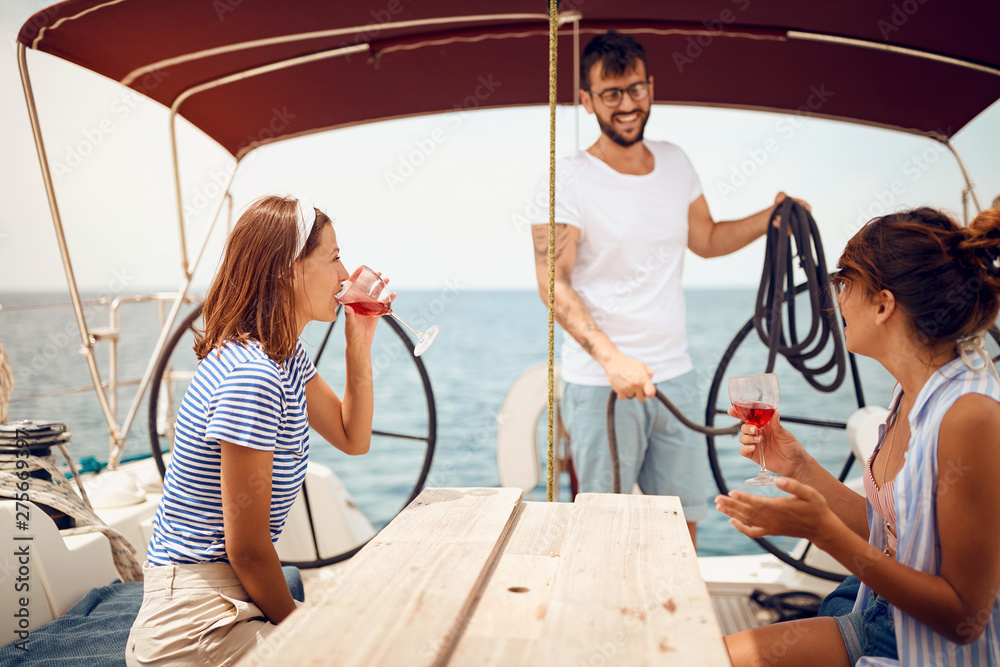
[{"xmin": 241, "ymin": 488, "xmax": 731, "ymax": 667}]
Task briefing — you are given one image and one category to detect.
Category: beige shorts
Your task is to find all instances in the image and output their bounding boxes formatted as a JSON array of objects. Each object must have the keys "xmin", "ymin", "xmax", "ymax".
[{"xmin": 125, "ymin": 561, "xmax": 281, "ymax": 666}]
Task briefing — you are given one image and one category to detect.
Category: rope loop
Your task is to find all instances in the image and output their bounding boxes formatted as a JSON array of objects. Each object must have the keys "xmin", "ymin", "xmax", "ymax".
[
  {"xmin": 0, "ymin": 448, "xmax": 143, "ymax": 582},
  {"xmin": 603, "ymin": 202, "xmax": 846, "ymax": 493},
  {"xmin": 606, "ymin": 390, "xmax": 741, "ymax": 493},
  {"xmin": 755, "ymin": 199, "xmax": 846, "ymax": 391}
]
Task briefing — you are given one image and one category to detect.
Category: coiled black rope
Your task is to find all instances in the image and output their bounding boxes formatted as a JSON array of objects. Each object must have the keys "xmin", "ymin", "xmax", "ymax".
[
  {"xmin": 757, "ymin": 198, "xmax": 846, "ymax": 388},
  {"xmin": 605, "ymin": 199, "xmax": 845, "ymax": 493},
  {"xmin": 750, "ymin": 589, "xmax": 823, "ymax": 622}
]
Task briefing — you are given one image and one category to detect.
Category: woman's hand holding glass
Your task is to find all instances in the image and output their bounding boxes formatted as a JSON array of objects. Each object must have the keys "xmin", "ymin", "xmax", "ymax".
[
  {"xmin": 339, "ymin": 266, "xmax": 391, "ymax": 348},
  {"xmin": 729, "ymin": 373, "xmax": 780, "ymax": 485},
  {"xmin": 725, "ymin": 409, "xmax": 810, "ymax": 480},
  {"xmin": 715, "ymin": 410, "xmax": 837, "ymax": 542}
]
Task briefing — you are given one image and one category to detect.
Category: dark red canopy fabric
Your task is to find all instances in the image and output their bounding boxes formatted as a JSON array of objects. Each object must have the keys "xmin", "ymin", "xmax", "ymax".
[{"xmin": 19, "ymin": 0, "xmax": 1000, "ymax": 157}]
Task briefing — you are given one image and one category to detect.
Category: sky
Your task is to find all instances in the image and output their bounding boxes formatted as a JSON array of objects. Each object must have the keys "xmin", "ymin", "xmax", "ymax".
[{"xmin": 2, "ymin": 0, "xmax": 999, "ymax": 295}]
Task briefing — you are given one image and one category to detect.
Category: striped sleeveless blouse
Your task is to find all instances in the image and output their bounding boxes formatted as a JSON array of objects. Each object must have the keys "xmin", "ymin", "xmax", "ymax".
[{"xmin": 856, "ymin": 355, "xmax": 1000, "ymax": 666}]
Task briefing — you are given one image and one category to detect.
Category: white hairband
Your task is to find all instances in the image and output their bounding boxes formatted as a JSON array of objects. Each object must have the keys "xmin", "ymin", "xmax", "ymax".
[{"xmin": 293, "ymin": 197, "xmax": 316, "ymax": 262}]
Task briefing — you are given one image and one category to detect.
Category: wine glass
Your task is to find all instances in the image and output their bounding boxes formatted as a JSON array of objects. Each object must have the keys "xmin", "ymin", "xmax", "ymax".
[
  {"xmin": 336, "ymin": 266, "xmax": 440, "ymax": 356},
  {"xmin": 728, "ymin": 373, "xmax": 779, "ymax": 486}
]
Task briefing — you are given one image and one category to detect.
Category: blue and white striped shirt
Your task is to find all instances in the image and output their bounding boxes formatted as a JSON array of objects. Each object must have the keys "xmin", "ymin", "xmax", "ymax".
[
  {"xmin": 146, "ymin": 339, "xmax": 316, "ymax": 566},
  {"xmin": 857, "ymin": 355, "xmax": 1000, "ymax": 666}
]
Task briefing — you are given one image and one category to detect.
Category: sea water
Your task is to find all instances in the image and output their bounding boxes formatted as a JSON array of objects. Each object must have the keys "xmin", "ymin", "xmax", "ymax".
[{"xmin": 0, "ymin": 288, "xmax": 897, "ymax": 557}]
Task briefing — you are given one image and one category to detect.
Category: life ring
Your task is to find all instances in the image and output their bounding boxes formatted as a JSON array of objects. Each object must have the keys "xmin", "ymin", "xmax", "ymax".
[{"xmin": 496, "ymin": 362, "xmax": 573, "ymax": 495}]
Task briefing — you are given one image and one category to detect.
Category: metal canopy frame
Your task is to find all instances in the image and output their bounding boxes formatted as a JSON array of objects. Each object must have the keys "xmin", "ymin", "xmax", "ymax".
[
  {"xmin": 19, "ymin": 2, "xmax": 1000, "ymax": 155},
  {"xmin": 15, "ymin": 7, "xmax": 990, "ymax": 467}
]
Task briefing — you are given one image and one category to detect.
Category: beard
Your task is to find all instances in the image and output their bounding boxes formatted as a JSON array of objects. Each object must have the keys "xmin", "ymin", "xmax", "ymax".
[{"xmin": 596, "ymin": 108, "xmax": 650, "ymax": 147}]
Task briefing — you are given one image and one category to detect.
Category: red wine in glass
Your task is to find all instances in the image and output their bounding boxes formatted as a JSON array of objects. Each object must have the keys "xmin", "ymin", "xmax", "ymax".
[
  {"xmin": 731, "ymin": 401, "xmax": 775, "ymax": 429},
  {"xmin": 341, "ymin": 301, "xmax": 392, "ymax": 317},
  {"xmin": 335, "ymin": 265, "xmax": 440, "ymax": 356},
  {"xmin": 728, "ymin": 373, "xmax": 779, "ymax": 486}
]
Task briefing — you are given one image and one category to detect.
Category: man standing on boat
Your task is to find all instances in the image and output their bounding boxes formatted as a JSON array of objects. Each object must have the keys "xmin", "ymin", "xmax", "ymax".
[{"xmin": 530, "ymin": 30, "xmax": 803, "ymax": 548}]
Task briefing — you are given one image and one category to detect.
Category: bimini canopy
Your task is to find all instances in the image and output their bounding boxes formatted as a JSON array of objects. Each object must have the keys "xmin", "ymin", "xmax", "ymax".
[{"xmin": 18, "ymin": 0, "xmax": 1000, "ymax": 159}]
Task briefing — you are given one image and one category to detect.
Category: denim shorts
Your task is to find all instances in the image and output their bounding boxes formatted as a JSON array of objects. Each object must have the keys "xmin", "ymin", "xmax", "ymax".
[
  {"xmin": 560, "ymin": 371, "xmax": 708, "ymax": 521},
  {"xmin": 834, "ymin": 590, "xmax": 899, "ymax": 664}
]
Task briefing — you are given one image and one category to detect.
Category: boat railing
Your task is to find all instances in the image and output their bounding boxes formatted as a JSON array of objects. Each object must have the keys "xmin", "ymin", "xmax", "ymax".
[{"xmin": 0, "ymin": 292, "xmax": 201, "ymax": 453}]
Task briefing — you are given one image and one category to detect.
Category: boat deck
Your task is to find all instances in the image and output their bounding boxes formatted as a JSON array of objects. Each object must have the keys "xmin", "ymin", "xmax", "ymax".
[{"xmin": 711, "ymin": 594, "xmax": 779, "ymax": 635}]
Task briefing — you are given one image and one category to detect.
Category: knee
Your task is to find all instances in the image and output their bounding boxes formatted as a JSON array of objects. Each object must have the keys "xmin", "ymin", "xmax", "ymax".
[{"xmin": 725, "ymin": 630, "xmax": 756, "ymax": 667}]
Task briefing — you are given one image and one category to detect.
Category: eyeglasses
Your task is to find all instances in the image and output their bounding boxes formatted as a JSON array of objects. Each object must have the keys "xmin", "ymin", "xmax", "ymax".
[
  {"xmin": 830, "ymin": 273, "xmax": 851, "ymax": 295},
  {"xmin": 588, "ymin": 81, "xmax": 650, "ymax": 107}
]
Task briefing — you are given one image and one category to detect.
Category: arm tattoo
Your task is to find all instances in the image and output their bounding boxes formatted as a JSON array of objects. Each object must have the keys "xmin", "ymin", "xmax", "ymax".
[
  {"xmin": 557, "ymin": 289, "xmax": 602, "ymax": 346},
  {"xmin": 531, "ymin": 224, "xmax": 570, "ymax": 262},
  {"xmin": 533, "ymin": 224, "xmax": 606, "ymax": 357}
]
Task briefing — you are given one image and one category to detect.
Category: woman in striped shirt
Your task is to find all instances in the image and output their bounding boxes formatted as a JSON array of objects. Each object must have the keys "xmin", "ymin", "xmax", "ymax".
[
  {"xmin": 127, "ymin": 195, "xmax": 379, "ymax": 666},
  {"xmin": 718, "ymin": 207, "xmax": 1000, "ymax": 666}
]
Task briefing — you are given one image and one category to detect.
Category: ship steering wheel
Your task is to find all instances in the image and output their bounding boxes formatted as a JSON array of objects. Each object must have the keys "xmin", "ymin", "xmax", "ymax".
[
  {"xmin": 147, "ymin": 302, "xmax": 436, "ymax": 567},
  {"xmin": 704, "ymin": 306, "xmax": 1000, "ymax": 582}
]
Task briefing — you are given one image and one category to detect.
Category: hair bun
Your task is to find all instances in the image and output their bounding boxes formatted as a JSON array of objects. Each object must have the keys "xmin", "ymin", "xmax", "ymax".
[
  {"xmin": 962, "ymin": 207, "xmax": 1000, "ymax": 278},
  {"xmin": 979, "ymin": 246, "xmax": 1000, "ymax": 277}
]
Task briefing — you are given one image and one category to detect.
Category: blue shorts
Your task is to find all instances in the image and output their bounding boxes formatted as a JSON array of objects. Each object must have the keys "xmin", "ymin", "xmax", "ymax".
[
  {"xmin": 561, "ymin": 372, "xmax": 709, "ymax": 521},
  {"xmin": 834, "ymin": 591, "xmax": 898, "ymax": 663}
]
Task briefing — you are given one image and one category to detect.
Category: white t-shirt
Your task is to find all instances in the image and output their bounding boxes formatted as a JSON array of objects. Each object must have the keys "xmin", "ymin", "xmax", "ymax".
[{"xmin": 532, "ymin": 140, "xmax": 703, "ymax": 386}]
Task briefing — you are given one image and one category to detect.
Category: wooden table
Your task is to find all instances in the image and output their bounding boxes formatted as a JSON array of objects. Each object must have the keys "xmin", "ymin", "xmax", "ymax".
[{"xmin": 243, "ymin": 488, "xmax": 731, "ymax": 666}]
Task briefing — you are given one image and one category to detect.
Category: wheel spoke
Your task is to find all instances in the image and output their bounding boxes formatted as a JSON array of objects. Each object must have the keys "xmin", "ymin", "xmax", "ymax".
[
  {"xmin": 767, "ymin": 415, "xmax": 846, "ymax": 429},
  {"xmin": 371, "ymin": 430, "xmax": 431, "ymax": 443},
  {"xmin": 714, "ymin": 407, "xmax": 846, "ymax": 430}
]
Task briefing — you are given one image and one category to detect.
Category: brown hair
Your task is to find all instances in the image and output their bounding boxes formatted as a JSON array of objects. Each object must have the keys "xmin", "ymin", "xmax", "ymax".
[
  {"xmin": 835, "ymin": 207, "xmax": 1000, "ymax": 347},
  {"xmin": 194, "ymin": 195, "xmax": 330, "ymax": 363},
  {"xmin": 581, "ymin": 29, "xmax": 648, "ymax": 90}
]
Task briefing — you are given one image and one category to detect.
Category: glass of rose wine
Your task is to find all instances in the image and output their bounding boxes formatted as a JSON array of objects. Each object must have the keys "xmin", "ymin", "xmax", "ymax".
[
  {"xmin": 728, "ymin": 372, "xmax": 779, "ymax": 486},
  {"xmin": 335, "ymin": 265, "xmax": 440, "ymax": 356}
]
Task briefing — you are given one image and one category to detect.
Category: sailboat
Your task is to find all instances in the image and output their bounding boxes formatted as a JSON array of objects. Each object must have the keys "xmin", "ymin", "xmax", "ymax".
[{"xmin": 2, "ymin": 0, "xmax": 999, "ymax": 658}]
